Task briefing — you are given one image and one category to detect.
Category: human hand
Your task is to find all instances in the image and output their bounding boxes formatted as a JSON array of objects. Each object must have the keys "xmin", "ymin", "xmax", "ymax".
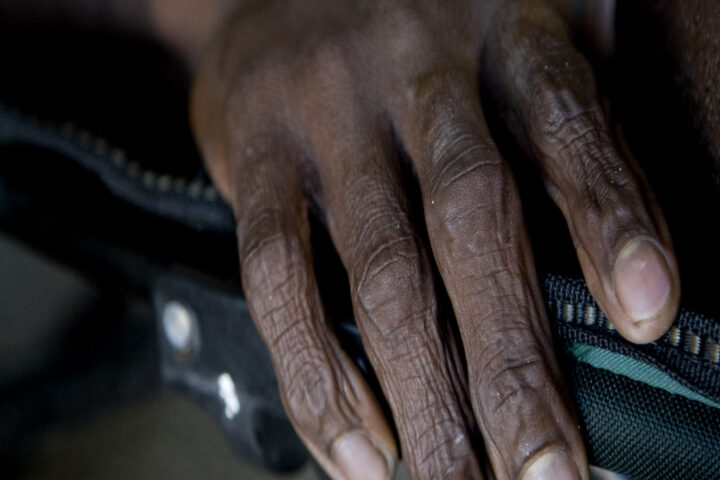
[{"xmin": 189, "ymin": 0, "xmax": 680, "ymax": 478}]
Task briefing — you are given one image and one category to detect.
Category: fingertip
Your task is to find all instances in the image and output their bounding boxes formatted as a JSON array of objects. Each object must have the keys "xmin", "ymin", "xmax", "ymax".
[
  {"xmin": 521, "ymin": 449, "xmax": 582, "ymax": 480},
  {"xmin": 611, "ymin": 236, "xmax": 679, "ymax": 343},
  {"xmin": 332, "ymin": 431, "xmax": 395, "ymax": 480},
  {"xmin": 327, "ymin": 356, "xmax": 398, "ymax": 480},
  {"xmin": 300, "ymin": 389, "xmax": 398, "ymax": 480},
  {"xmin": 614, "ymin": 237, "xmax": 672, "ymax": 322},
  {"xmin": 611, "ymin": 303, "xmax": 679, "ymax": 344}
]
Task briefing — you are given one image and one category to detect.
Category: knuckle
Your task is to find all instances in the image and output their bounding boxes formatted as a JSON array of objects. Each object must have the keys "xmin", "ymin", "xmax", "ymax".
[
  {"xmin": 408, "ymin": 421, "xmax": 477, "ymax": 479},
  {"xmin": 236, "ymin": 213, "xmax": 354, "ymax": 442},
  {"xmin": 424, "ymin": 124, "xmax": 504, "ymax": 203},
  {"xmin": 576, "ymin": 160, "xmax": 633, "ymax": 213},
  {"xmin": 544, "ymin": 131, "xmax": 641, "ymax": 221},
  {"xmin": 282, "ymin": 352, "xmax": 333, "ymax": 418},
  {"xmin": 280, "ymin": 350, "xmax": 348, "ymax": 437},
  {"xmin": 528, "ymin": 76, "xmax": 598, "ymax": 155},
  {"xmin": 377, "ymin": 4, "xmax": 428, "ymax": 50},
  {"xmin": 222, "ymin": 59, "xmax": 287, "ymax": 119},
  {"xmin": 521, "ymin": 46, "xmax": 644, "ymax": 213},
  {"xmin": 518, "ymin": 34, "xmax": 600, "ymax": 150},
  {"xmin": 306, "ymin": 40, "xmax": 351, "ymax": 75},
  {"xmin": 533, "ymin": 89, "xmax": 595, "ymax": 147},
  {"xmin": 240, "ymin": 236, "xmax": 316, "ymax": 352},
  {"xmin": 352, "ymin": 231, "xmax": 433, "ymax": 338},
  {"xmin": 425, "ymin": 154, "xmax": 522, "ymax": 259},
  {"xmin": 522, "ymin": 26, "xmax": 595, "ymax": 100},
  {"xmin": 473, "ymin": 333, "xmax": 548, "ymax": 417},
  {"xmin": 428, "ymin": 126, "xmax": 501, "ymax": 190},
  {"xmin": 239, "ymin": 209, "xmax": 307, "ymax": 297},
  {"xmin": 300, "ymin": 23, "xmax": 373, "ymax": 85},
  {"xmin": 406, "ymin": 67, "xmax": 472, "ymax": 120}
]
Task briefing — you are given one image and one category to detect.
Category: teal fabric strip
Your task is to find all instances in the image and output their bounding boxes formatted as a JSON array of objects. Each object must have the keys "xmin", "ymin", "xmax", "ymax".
[{"xmin": 572, "ymin": 343, "xmax": 720, "ymax": 409}]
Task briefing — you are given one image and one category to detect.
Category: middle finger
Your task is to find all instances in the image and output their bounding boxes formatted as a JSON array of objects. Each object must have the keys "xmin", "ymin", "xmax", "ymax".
[{"xmin": 394, "ymin": 68, "xmax": 588, "ymax": 480}]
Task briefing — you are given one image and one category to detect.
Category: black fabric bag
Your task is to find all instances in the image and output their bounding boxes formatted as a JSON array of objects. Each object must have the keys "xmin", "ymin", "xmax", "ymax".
[{"xmin": 1, "ymin": 27, "xmax": 718, "ymax": 480}]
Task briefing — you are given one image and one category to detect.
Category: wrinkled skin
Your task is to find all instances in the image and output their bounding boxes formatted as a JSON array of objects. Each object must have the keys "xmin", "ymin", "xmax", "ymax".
[{"xmin": 190, "ymin": 0, "xmax": 681, "ymax": 478}]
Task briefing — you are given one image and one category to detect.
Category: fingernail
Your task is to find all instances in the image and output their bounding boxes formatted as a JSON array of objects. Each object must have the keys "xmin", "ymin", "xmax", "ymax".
[
  {"xmin": 333, "ymin": 431, "xmax": 389, "ymax": 480},
  {"xmin": 522, "ymin": 451, "xmax": 579, "ymax": 480},
  {"xmin": 614, "ymin": 237, "xmax": 672, "ymax": 323}
]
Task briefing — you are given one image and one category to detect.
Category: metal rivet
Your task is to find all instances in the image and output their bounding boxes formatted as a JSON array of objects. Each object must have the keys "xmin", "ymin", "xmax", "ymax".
[
  {"xmin": 162, "ymin": 300, "xmax": 198, "ymax": 353},
  {"xmin": 218, "ymin": 372, "xmax": 241, "ymax": 419}
]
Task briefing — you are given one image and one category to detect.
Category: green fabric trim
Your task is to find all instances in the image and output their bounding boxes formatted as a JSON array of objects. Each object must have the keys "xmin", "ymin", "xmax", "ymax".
[{"xmin": 571, "ymin": 343, "xmax": 720, "ymax": 409}]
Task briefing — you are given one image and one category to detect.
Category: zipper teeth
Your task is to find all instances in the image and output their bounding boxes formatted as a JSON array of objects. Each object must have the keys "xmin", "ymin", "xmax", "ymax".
[
  {"xmin": 60, "ymin": 121, "xmax": 220, "ymax": 202},
  {"xmin": 2, "ymin": 105, "xmax": 220, "ymax": 202},
  {"xmin": 554, "ymin": 298, "xmax": 720, "ymax": 365}
]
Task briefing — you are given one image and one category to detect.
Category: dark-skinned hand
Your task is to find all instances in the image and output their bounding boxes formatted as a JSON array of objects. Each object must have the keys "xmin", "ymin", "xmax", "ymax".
[{"xmin": 189, "ymin": 0, "xmax": 681, "ymax": 478}]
